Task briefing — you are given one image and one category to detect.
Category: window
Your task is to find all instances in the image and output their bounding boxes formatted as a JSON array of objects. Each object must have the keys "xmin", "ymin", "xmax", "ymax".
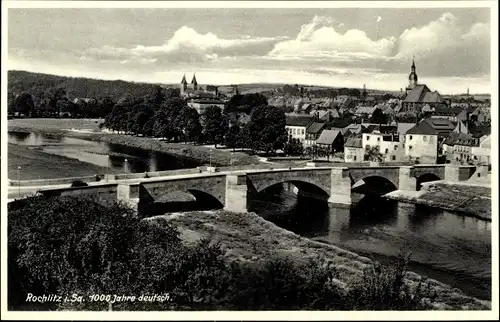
[
  {"xmin": 353, "ymin": 156, "xmax": 357, "ymax": 161},
  {"xmin": 409, "ymin": 135, "xmax": 413, "ymax": 140},
  {"xmin": 409, "ymin": 146, "xmax": 413, "ymax": 150},
  {"xmin": 301, "ymin": 129, "xmax": 305, "ymax": 135},
  {"xmin": 366, "ymin": 136, "xmax": 370, "ymax": 140},
  {"xmin": 385, "ymin": 148, "xmax": 389, "ymax": 153},
  {"xmin": 365, "ymin": 145, "xmax": 370, "ymax": 149},
  {"xmin": 377, "ymin": 137, "xmax": 380, "ymax": 142},
  {"xmin": 394, "ymin": 145, "xmax": 398, "ymax": 150},
  {"xmin": 392, "ymin": 155, "xmax": 396, "ymax": 161},
  {"xmin": 423, "ymin": 135, "xmax": 427, "ymax": 141},
  {"xmin": 429, "ymin": 136, "xmax": 433, "ymax": 143}
]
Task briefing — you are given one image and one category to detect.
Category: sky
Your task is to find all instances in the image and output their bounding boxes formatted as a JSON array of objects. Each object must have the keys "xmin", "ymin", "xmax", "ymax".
[{"xmin": 7, "ymin": 7, "xmax": 492, "ymax": 94}]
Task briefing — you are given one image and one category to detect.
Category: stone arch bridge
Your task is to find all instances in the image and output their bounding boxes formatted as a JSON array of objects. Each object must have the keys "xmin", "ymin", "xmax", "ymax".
[{"xmin": 36, "ymin": 164, "xmax": 478, "ymax": 214}]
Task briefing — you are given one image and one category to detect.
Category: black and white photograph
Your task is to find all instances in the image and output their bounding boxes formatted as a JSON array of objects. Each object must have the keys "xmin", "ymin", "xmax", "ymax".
[{"xmin": 1, "ymin": 0, "xmax": 497, "ymax": 319}]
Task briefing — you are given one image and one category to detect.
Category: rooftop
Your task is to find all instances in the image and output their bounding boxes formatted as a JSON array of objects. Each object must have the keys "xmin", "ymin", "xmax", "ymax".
[
  {"xmin": 306, "ymin": 122, "xmax": 326, "ymax": 134},
  {"xmin": 345, "ymin": 137, "xmax": 363, "ymax": 148},
  {"xmin": 285, "ymin": 114, "xmax": 315, "ymax": 127},
  {"xmin": 316, "ymin": 129, "xmax": 341, "ymax": 145}
]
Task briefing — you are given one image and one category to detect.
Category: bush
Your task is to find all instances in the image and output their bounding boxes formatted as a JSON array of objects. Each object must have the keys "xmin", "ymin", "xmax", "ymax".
[
  {"xmin": 7, "ymin": 196, "xmax": 435, "ymax": 311},
  {"xmin": 347, "ymin": 253, "xmax": 434, "ymax": 310}
]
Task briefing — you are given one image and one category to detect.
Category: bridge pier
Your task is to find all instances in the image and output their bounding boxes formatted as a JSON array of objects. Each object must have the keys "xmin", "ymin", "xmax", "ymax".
[
  {"xmin": 224, "ymin": 174, "xmax": 248, "ymax": 213},
  {"xmin": 328, "ymin": 168, "xmax": 351, "ymax": 206},
  {"xmin": 117, "ymin": 184, "xmax": 139, "ymax": 215},
  {"xmin": 445, "ymin": 165, "xmax": 476, "ymax": 182},
  {"xmin": 399, "ymin": 166, "xmax": 417, "ymax": 191}
]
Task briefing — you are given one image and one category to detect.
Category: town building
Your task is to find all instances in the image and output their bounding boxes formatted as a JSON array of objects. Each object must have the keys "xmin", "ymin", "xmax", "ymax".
[
  {"xmin": 304, "ymin": 122, "xmax": 326, "ymax": 147},
  {"xmin": 442, "ymin": 133, "xmax": 478, "ymax": 163},
  {"xmin": 180, "ymin": 74, "xmax": 219, "ymax": 98},
  {"xmin": 344, "ymin": 138, "xmax": 364, "ymax": 162},
  {"xmin": 469, "ymin": 107, "xmax": 488, "ymax": 123},
  {"xmin": 316, "ymin": 129, "xmax": 344, "ymax": 154},
  {"xmin": 402, "ymin": 59, "xmax": 444, "ymax": 112},
  {"xmin": 471, "ymin": 134, "xmax": 491, "ymax": 165},
  {"xmin": 404, "ymin": 120, "xmax": 439, "ymax": 163},
  {"xmin": 362, "ymin": 131, "xmax": 404, "ymax": 162},
  {"xmin": 187, "ymin": 98, "xmax": 225, "ymax": 115},
  {"xmin": 431, "ymin": 106, "xmax": 468, "ymax": 123},
  {"xmin": 285, "ymin": 115, "xmax": 315, "ymax": 145}
]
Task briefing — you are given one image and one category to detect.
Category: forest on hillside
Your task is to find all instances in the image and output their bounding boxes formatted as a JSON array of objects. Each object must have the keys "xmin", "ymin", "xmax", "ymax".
[{"xmin": 8, "ymin": 70, "xmax": 174, "ymax": 102}]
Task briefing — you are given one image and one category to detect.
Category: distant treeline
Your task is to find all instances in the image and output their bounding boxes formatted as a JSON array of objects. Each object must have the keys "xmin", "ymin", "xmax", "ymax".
[{"xmin": 7, "ymin": 70, "xmax": 179, "ymax": 118}]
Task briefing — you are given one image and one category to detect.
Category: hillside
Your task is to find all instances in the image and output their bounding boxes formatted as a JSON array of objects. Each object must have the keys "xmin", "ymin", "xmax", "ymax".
[
  {"xmin": 9, "ymin": 70, "xmax": 402, "ymax": 101},
  {"xmin": 8, "ymin": 70, "xmax": 167, "ymax": 101}
]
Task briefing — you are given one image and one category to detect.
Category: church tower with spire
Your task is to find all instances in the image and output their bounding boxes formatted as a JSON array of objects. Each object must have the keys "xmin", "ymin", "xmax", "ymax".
[
  {"xmin": 180, "ymin": 74, "xmax": 188, "ymax": 96},
  {"xmin": 191, "ymin": 74, "xmax": 198, "ymax": 91},
  {"xmin": 406, "ymin": 57, "xmax": 418, "ymax": 95},
  {"xmin": 408, "ymin": 58, "xmax": 418, "ymax": 88}
]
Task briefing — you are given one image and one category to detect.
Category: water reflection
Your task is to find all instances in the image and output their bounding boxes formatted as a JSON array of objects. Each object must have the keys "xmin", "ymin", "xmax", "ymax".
[
  {"xmin": 249, "ymin": 185, "xmax": 491, "ymax": 300},
  {"xmin": 8, "ymin": 131, "xmax": 201, "ymax": 176}
]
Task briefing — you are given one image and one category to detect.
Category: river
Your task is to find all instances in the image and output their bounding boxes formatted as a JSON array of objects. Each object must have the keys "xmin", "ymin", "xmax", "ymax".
[
  {"xmin": 8, "ymin": 131, "xmax": 201, "ymax": 180},
  {"xmin": 7, "ymin": 131, "xmax": 492, "ymax": 301}
]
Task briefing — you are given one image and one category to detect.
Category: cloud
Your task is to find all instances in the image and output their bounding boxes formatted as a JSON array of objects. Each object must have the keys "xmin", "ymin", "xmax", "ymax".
[
  {"xmin": 267, "ymin": 13, "xmax": 490, "ymax": 77},
  {"xmin": 87, "ymin": 26, "xmax": 287, "ymax": 64},
  {"xmin": 394, "ymin": 13, "xmax": 490, "ymax": 76},
  {"xmin": 269, "ymin": 15, "xmax": 397, "ymax": 60}
]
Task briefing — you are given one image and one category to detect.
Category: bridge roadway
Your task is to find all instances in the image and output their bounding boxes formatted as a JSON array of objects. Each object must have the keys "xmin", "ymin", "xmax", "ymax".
[{"xmin": 7, "ymin": 164, "xmax": 480, "ymax": 213}]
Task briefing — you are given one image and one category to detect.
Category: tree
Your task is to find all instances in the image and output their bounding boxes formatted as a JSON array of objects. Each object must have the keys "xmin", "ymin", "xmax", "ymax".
[
  {"xmin": 203, "ymin": 106, "xmax": 229, "ymax": 147},
  {"xmin": 225, "ymin": 125, "xmax": 241, "ymax": 151},
  {"xmin": 245, "ymin": 105, "xmax": 287, "ymax": 154},
  {"xmin": 179, "ymin": 107, "xmax": 203, "ymax": 144},
  {"xmin": 364, "ymin": 146, "xmax": 384, "ymax": 162},
  {"xmin": 13, "ymin": 92, "xmax": 35, "ymax": 116},
  {"xmin": 226, "ymin": 93, "xmax": 268, "ymax": 114},
  {"xmin": 284, "ymin": 139, "xmax": 304, "ymax": 156},
  {"xmin": 7, "ymin": 92, "xmax": 16, "ymax": 115},
  {"xmin": 98, "ymin": 96, "xmax": 116, "ymax": 118},
  {"xmin": 145, "ymin": 85, "xmax": 166, "ymax": 106},
  {"xmin": 45, "ymin": 87, "xmax": 67, "ymax": 117},
  {"xmin": 134, "ymin": 108, "xmax": 154, "ymax": 136}
]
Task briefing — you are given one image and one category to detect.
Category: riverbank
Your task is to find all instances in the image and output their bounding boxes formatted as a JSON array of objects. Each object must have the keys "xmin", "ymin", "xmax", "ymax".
[
  {"xmin": 152, "ymin": 210, "xmax": 490, "ymax": 310},
  {"xmin": 8, "ymin": 118, "xmax": 261, "ymax": 167},
  {"xmin": 7, "ymin": 143, "xmax": 116, "ymax": 180},
  {"xmin": 385, "ymin": 181, "xmax": 491, "ymax": 221}
]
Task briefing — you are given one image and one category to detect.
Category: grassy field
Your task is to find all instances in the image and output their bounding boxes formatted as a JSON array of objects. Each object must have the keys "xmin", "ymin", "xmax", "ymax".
[
  {"xmin": 151, "ymin": 210, "xmax": 490, "ymax": 310},
  {"xmin": 8, "ymin": 118, "xmax": 104, "ymax": 133}
]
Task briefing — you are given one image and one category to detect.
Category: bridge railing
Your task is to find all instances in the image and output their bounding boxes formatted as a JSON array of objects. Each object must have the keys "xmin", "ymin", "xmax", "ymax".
[{"xmin": 9, "ymin": 175, "xmax": 104, "ymax": 187}]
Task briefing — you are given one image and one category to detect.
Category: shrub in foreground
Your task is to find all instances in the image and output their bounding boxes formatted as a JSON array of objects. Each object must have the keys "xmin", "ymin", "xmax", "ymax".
[{"xmin": 8, "ymin": 196, "xmax": 433, "ymax": 311}]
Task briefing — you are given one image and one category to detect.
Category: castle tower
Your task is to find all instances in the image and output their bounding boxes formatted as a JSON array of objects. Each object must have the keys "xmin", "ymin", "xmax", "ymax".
[
  {"xmin": 180, "ymin": 74, "xmax": 188, "ymax": 96},
  {"xmin": 191, "ymin": 74, "xmax": 198, "ymax": 91},
  {"xmin": 362, "ymin": 84, "xmax": 367, "ymax": 99}
]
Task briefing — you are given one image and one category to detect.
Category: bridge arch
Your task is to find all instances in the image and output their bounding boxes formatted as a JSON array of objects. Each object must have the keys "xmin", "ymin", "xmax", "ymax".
[
  {"xmin": 139, "ymin": 188, "xmax": 224, "ymax": 217},
  {"xmin": 351, "ymin": 175, "xmax": 398, "ymax": 196},
  {"xmin": 186, "ymin": 188, "xmax": 225, "ymax": 208},
  {"xmin": 251, "ymin": 179, "xmax": 330, "ymax": 201},
  {"xmin": 416, "ymin": 173, "xmax": 441, "ymax": 191}
]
